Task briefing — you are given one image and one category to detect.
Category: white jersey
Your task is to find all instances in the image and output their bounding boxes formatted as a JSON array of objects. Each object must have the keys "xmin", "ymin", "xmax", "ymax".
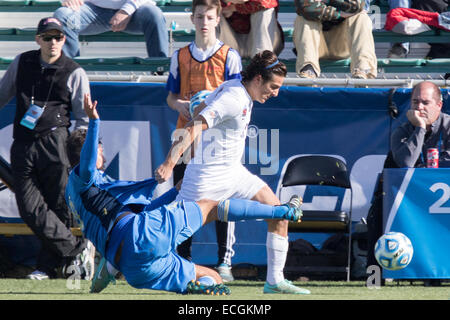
[
  {"xmin": 197, "ymin": 79, "xmax": 252, "ymax": 166},
  {"xmin": 178, "ymin": 79, "xmax": 265, "ymax": 201}
]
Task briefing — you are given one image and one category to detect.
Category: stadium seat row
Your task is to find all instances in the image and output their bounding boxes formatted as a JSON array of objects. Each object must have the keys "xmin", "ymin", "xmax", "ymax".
[
  {"xmin": 0, "ymin": 0, "xmax": 408, "ymax": 14},
  {"xmin": 0, "ymin": 27, "xmax": 449, "ymax": 44},
  {"xmin": 1, "ymin": 56, "xmax": 448, "ymax": 73},
  {"xmin": 0, "ymin": 0, "xmax": 448, "ymax": 75},
  {"xmin": 0, "ymin": 0, "xmax": 292, "ymax": 12}
]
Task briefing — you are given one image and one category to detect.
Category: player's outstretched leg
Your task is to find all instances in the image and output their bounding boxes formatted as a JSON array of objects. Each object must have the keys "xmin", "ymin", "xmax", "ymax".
[
  {"xmin": 217, "ymin": 195, "xmax": 303, "ymax": 222},
  {"xmin": 90, "ymin": 256, "xmax": 116, "ymax": 293},
  {"xmin": 217, "ymin": 195, "xmax": 310, "ymax": 295}
]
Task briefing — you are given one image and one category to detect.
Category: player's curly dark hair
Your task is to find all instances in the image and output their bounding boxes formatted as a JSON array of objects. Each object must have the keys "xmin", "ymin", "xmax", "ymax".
[
  {"xmin": 241, "ymin": 50, "xmax": 287, "ymax": 83},
  {"xmin": 67, "ymin": 128, "xmax": 87, "ymax": 168}
]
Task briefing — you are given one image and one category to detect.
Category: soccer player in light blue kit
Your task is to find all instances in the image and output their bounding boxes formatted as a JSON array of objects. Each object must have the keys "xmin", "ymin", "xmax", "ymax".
[{"xmin": 65, "ymin": 93, "xmax": 304, "ymax": 295}]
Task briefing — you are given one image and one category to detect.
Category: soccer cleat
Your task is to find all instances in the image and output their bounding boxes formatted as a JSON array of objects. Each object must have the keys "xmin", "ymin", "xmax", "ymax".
[
  {"xmin": 282, "ymin": 195, "xmax": 303, "ymax": 222},
  {"xmin": 27, "ymin": 270, "xmax": 49, "ymax": 280},
  {"xmin": 263, "ymin": 279, "xmax": 311, "ymax": 295},
  {"xmin": 186, "ymin": 280, "xmax": 231, "ymax": 295},
  {"xmin": 216, "ymin": 263, "xmax": 234, "ymax": 282},
  {"xmin": 90, "ymin": 257, "xmax": 116, "ymax": 293}
]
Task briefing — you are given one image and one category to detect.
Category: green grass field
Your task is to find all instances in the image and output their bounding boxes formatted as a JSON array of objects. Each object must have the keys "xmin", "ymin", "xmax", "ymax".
[{"xmin": 0, "ymin": 279, "xmax": 448, "ymax": 300}]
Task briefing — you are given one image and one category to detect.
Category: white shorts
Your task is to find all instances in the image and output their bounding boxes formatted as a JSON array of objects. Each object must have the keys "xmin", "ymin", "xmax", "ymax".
[{"xmin": 177, "ymin": 164, "xmax": 267, "ymax": 202}]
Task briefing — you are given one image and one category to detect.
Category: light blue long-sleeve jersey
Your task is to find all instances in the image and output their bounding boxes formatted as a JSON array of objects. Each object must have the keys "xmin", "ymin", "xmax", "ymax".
[{"xmin": 65, "ymin": 118, "xmax": 177, "ymax": 256}]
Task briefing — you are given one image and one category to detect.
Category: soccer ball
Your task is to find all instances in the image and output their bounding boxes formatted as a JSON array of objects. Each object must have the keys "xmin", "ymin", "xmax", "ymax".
[
  {"xmin": 189, "ymin": 90, "xmax": 211, "ymax": 118},
  {"xmin": 374, "ymin": 232, "xmax": 413, "ymax": 270}
]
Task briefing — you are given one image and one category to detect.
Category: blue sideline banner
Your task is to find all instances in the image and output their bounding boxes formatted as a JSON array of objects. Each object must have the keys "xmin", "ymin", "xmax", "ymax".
[
  {"xmin": 383, "ymin": 168, "xmax": 450, "ymax": 279},
  {"xmin": 0, "ymin": 83, "xmax": 449, "ymax": 265}
]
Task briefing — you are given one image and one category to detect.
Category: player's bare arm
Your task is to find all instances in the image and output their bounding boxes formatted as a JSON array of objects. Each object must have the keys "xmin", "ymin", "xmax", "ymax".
[
  {"xmin": 155, "ymin": 115, "xmax": 208, "ymax": 183},
  {"xmin": 166, "ymin": 92, "xmax": 191, "ymax": 121}
]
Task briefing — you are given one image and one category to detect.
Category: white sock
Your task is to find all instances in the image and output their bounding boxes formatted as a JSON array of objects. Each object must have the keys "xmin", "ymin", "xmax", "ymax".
[{"xmin": 266, "ymin": 232, "xmax": 289, "ymax": 285}]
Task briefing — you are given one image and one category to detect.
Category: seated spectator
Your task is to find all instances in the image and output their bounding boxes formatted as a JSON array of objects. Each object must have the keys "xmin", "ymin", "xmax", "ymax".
[
  {"xmin": 387, "ymin": 0, "xmax": 411, "ymax": 58},
  {"xmin": 390, "ymin": 81, "xmax": 449, "ymax": 168},
  {"xmin": 366, "ymin": 81, "xmax": 449, "ymax": 286},
  {"xmin": 293, "ymin": 0, "xmax": 377, "ymax": 79},
  {"xmin": 411, "ymin": 0, "xmax": 450, "ymax": 59},
  {"xmin": 217, "ymin": 0, "xmax": 284, "ymax": 58},
  {"xmin": 53, "ymin": 0, "xmax": 168, "ymax": 58}
]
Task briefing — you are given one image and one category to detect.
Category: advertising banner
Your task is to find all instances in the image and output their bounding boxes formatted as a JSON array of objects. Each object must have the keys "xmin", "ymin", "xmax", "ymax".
[{"xmin": 383, "ymin": 168, "xmax": 450, "ymax": 279}]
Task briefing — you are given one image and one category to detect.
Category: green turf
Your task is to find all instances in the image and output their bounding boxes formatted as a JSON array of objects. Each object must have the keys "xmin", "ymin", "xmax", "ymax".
[{"xmin": 0, "ymin": 279, "xmax": 448, "ymax": 300}]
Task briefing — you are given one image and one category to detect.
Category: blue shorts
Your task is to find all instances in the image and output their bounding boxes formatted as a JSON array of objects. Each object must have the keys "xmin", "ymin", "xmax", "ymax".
[{"xmin": 118, "ymin": 201, "xmax": 203, "ymax": 293}]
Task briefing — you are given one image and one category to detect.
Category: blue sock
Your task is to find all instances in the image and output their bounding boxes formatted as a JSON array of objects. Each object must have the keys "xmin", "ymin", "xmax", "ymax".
[{"xmin": 217, "ymin": 199, "xmax": 288, "ymax": 222}]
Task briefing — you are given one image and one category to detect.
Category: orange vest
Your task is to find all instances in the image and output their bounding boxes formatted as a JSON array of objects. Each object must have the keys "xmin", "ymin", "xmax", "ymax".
[{"xmin": 176, "ymin": 44, "xmax": 230, "ymax": 129}]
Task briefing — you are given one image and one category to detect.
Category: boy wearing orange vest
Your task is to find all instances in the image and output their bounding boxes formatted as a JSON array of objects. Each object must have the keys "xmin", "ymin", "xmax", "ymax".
[{"xmin": 165, "ymin": 0, "xmax": 242, "ymax": 282}]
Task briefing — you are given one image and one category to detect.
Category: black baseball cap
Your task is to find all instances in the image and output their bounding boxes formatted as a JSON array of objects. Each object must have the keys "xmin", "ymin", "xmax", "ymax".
[{"xmin": 36, "ymin": 17, "xmax": 64, "ymax": 35}]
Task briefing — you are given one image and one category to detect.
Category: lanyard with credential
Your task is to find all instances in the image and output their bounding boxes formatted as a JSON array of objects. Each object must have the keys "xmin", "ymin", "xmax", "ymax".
[{"xmin": 20, "ymin": 69, "xmax": 57, "ymax": 130}]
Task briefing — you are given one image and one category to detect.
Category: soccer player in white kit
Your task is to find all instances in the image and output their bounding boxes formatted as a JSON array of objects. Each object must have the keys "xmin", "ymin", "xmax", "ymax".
[{"xmin": 156, "ymin": 50, "xmax": 310, "ymax": 294}]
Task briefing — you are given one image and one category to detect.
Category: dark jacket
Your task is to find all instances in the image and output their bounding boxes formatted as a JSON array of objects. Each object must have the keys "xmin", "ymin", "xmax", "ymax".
[{"xmin": 14, "ymin": 50, "xmax": 81, "ymax": 141}]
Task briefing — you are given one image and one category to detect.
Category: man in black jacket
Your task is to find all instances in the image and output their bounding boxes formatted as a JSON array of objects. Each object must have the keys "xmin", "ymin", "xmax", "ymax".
[{"xmin": 0, "ymin": 17, "xmax": 94, "ymax": 280}]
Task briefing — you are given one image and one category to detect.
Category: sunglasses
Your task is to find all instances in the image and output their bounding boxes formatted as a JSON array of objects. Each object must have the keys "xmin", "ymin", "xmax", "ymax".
[{"xmin": 40, "ymin": 34, "xmax": 64, "ymax": 42}]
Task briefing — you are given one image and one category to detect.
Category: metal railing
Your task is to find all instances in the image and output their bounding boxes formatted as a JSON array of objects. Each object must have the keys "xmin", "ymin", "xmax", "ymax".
[
  {"xmin": 85, "ymin": 73, "xmax": 450, "ymax": 88},
  {"xmin": 0, "ymin": 70, "xmax": 448, "ymax": 87}
]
